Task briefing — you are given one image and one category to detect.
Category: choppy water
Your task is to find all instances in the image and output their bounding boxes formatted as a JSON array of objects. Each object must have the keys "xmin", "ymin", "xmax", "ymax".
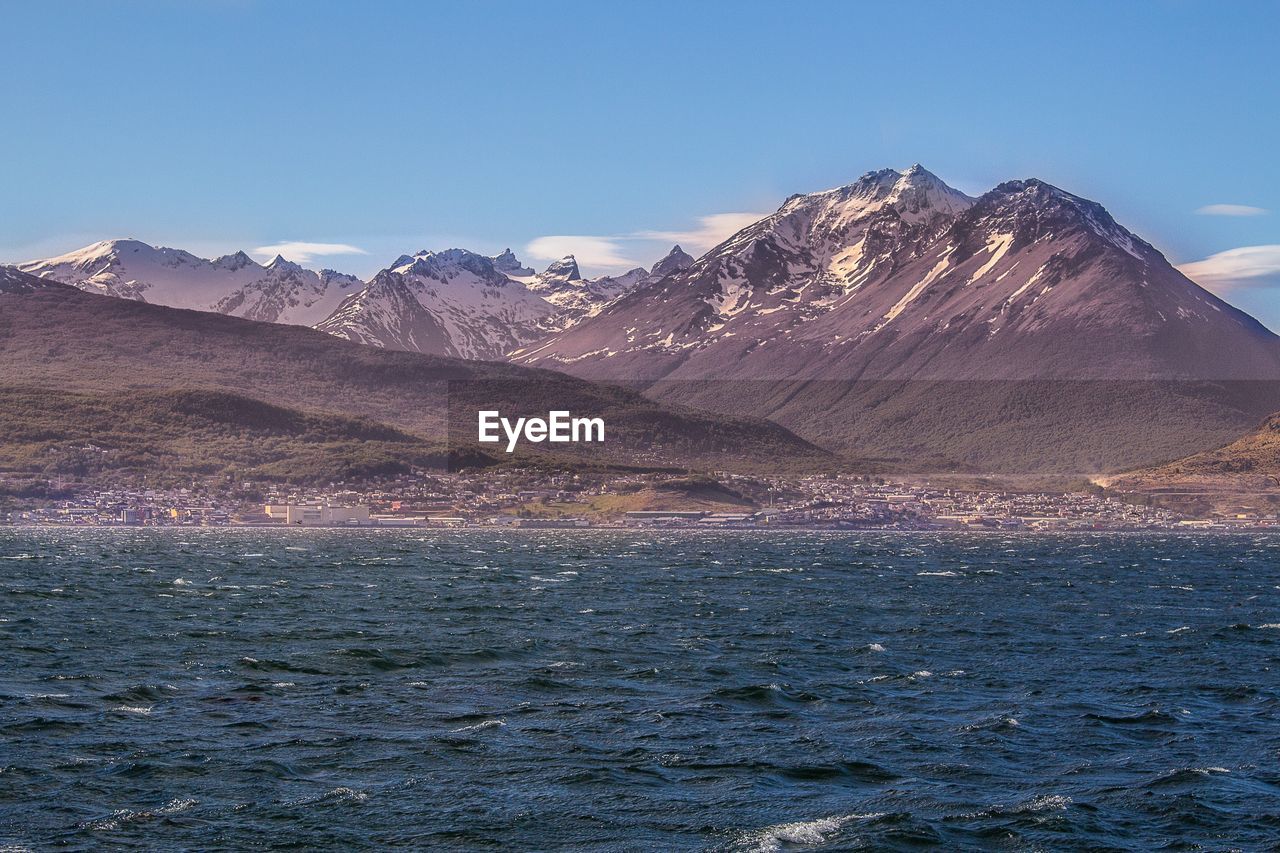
[{"xmin": 1, "ymin": 530, "xmax": 1279, "ymax": 850}]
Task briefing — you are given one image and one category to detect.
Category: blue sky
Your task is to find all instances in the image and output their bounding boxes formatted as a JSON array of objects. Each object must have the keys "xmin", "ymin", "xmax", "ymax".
[{"xmin": 3, "ymin": 1, "xmax": 1279, "ymax": 323}]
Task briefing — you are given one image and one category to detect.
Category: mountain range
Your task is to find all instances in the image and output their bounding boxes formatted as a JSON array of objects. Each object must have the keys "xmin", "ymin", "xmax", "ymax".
[
  {"xmin": 19, "ymin": 239, "xmax": 693, "ymax": 361},
  {"xmin": 11, "ymin": 164, "xmax": 1280, "ymax": 478}
]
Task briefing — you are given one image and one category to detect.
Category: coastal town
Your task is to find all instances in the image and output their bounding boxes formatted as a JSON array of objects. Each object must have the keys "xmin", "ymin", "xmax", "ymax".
[{"xmin": 2, "ymin": 469, "xmax": 1270, "ymax": 530}]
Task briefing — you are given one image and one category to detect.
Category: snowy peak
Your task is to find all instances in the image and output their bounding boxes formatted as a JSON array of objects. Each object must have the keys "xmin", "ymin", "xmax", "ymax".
[
  {"xmin": 492, "ymin": 248, "xmax": 535, "ymax": 277},
  {"xmin": 775, "ymin": 165, "xmax": 974, "ymax": 228},
  {"xmin": 955, "ymin": 179, "xmax": 1155, "ymax": 265},
  {"xmin": 19, "ymin": 238, "xmax": 362, "ymax": 326},
  {"xmin": 541, "ymin": 255, "xmax": 583, "ymax": 283},
  {"xmin": 887, "ymin": 164, "xmax": 975, "ymax": 220},
  {"xmin": 651, "ymin": 245, "xmax": 695, "ymax": 278},
  {"xmin": 320, "ymin": 246, "xmax": 555, "ymax": 361},
  {"xmin": 213, "ymin": 250, "xmax": 256, "ymax": 271},
  {"xmin": 30, "ymin": 238, "xmax": 202, "ymax": 276},
  {"xmin": 266, "ymin": 254, "xmax": 303, "ymax": 272}
]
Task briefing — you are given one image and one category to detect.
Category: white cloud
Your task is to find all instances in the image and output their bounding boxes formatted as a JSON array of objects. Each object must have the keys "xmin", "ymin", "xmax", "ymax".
[
  {"xmin": 635, "ymin": 211, "xmax": 772, "ymax": 254},
  {"xmin": 1178, "ymin": 245, "xmax": 1280, "ymax": 291},
  {"xmin": 252, "ymin": 241, "xmax": 368, "ymax": 264},
  {"xmin": 525, "ymin": 236, "xmax": 641, "ymax": 272},
  {"xmin": 1195, "ymin": 204, "xmax": 1268, "ymax": 217},
  {"xmin": 525, "ymin": 211, "xmax": 770, "ymax": 276}
]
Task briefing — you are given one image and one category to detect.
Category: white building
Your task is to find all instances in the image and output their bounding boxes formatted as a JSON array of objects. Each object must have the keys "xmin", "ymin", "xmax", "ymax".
[{"xmin": 264, "ymin": 505, "xmax": 371, "ymax": 526}]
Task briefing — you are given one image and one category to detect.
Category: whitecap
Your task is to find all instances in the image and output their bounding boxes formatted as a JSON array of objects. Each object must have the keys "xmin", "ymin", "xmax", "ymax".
[
  {"xmin": 736, "ymin": 812, "xmax": 884, "ymax": 852},
  {"xmin": 450, "ymin": 719, "xmax": 505, "ymax": 734},
  {"xmin": 964, "ymin": 794, "xmax": 1071, "ymax": 819},
  {"xmin": 917, "ymin": 570, "xmax": 959, "ymax": 577}
]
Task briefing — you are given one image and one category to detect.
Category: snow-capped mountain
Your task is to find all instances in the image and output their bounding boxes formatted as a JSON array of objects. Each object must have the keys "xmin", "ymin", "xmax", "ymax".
[
  {"xmin": 518, "ymin": 246, "xmax": 694, "ymax": 330},
  {"xmin": 316, "ymin": 248, "xmax": 556, "ymax": 359},
  {"xmin": 316, "ymin": 245, "xmax": 692, "ymax": 357},
  {"xmin": 511, "ymin": 166, "xmax": 977, "ymax": 374},
  {"xmin": 18, "ymin": 238, "xmax": 683, "ymax": 360},
  {"xmin": 19, "ymin": 239, "xmax": 363, "ymax": 325},
  {"xmin": 510, "ymin": 166, "xmax": 1280, "ymax": 472},
  {"xmin": 513, "ymin": 165, "xmax": 1279, "ymax": 380}
]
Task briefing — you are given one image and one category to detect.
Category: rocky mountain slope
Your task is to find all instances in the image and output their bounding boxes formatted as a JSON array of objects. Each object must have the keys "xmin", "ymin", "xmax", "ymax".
[
  {"xmin": 511, "ymin": 166, "xmax": 1280, "ymax": 473},
  {"xmin": 1109, "ymin": 413, "xmax": 1280, "ymax": 489}
]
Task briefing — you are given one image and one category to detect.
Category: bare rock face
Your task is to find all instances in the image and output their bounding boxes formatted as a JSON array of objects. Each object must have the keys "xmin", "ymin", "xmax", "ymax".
[{"xmin": 510, "ymin": 167, "xmax": 1280, "ymax": 473}]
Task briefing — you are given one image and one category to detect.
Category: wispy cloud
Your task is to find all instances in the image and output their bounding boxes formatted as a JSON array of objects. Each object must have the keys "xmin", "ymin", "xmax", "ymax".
[
  {"xmin": 1178, "ymin": 245, "xmax": 1280, "ymax": 291},
  {"xmin": 525, "ymin": 210, "xmax": 770, "ymax": 275},
  {"xmin": 1195, "ymin": 204, "xmax": 1268, "ymax": 217},
  {"xmin": 252, "ymin": 241, "xmax": 369, "ymax": 264},
  {"xmin": 634, "ymin": 212, "xmax": 772, "ymax": 254},
  {"xmin": 524, "ymin": 235, "xmax": 639, "ymax": 271}
]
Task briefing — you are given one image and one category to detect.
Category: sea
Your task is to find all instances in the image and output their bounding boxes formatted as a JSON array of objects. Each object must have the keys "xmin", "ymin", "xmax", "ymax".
[{"xmin": 1, "ymin": 529, "xmax": 1278, "ymax": 851}]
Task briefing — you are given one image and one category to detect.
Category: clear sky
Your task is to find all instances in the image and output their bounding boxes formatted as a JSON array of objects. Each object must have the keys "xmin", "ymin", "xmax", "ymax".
[{"xmin": 4, "ymin": 1, "xmax": 1279, "ymax": 324}]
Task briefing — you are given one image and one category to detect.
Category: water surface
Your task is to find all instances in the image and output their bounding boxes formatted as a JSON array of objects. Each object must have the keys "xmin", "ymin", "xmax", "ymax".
[{"xmin": 1, "ymin": 530, "xmax": 1278, "ymax": 850}]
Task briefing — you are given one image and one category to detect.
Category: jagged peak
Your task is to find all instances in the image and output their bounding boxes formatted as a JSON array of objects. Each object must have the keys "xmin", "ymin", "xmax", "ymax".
[
  {"xmin": 213, "ymin": 250, "xmax": 257, "ymax": 271},
  {"xmin": 491, "ymin": 247, "xmax": 535, "ymax": 277},
  {"xmin": 385, "ymin": 247, "xmax": 506, "ymax": 282},
  {"xmin": 651, "ymin": 244, "xmax": 696, "ymax": 278},
  {"xmin": 541, "ymin": 255, "xmax": 582, "ymax": 281},
  {"xmin": 976, "ymin": 179, "xmax": 1153, "ymax": 260},
  {"xmin": 266, "ymin": 254, "xmax": 302, "ymax": 272}
]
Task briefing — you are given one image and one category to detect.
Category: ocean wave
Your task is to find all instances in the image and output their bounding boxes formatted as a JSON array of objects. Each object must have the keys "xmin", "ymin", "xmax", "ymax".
[
  {"xmin": 961, "ymin": 715, "xmax": 1020, "ymax": 732},
  {"xmin": 79, "ymin": 797, "xmax": 196, "ymax": 831},
  {"xmin": 1145, "ymin": 766, "xmax": 1231, "ymax": 788},
  {"xmin": 1083, "ymin": 709, "xmax": 1178, "ymax": 725},
  {"xmin": 450, "ymin": 719, "xmax": 505, "ymax": 734},
  {"xmin": 959, "ymin": 793, "xmax": 1071, "ymax": 819},
  {"xmin": 734, "ymin": 812, "xmax": 885, "ymax": 852}
]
